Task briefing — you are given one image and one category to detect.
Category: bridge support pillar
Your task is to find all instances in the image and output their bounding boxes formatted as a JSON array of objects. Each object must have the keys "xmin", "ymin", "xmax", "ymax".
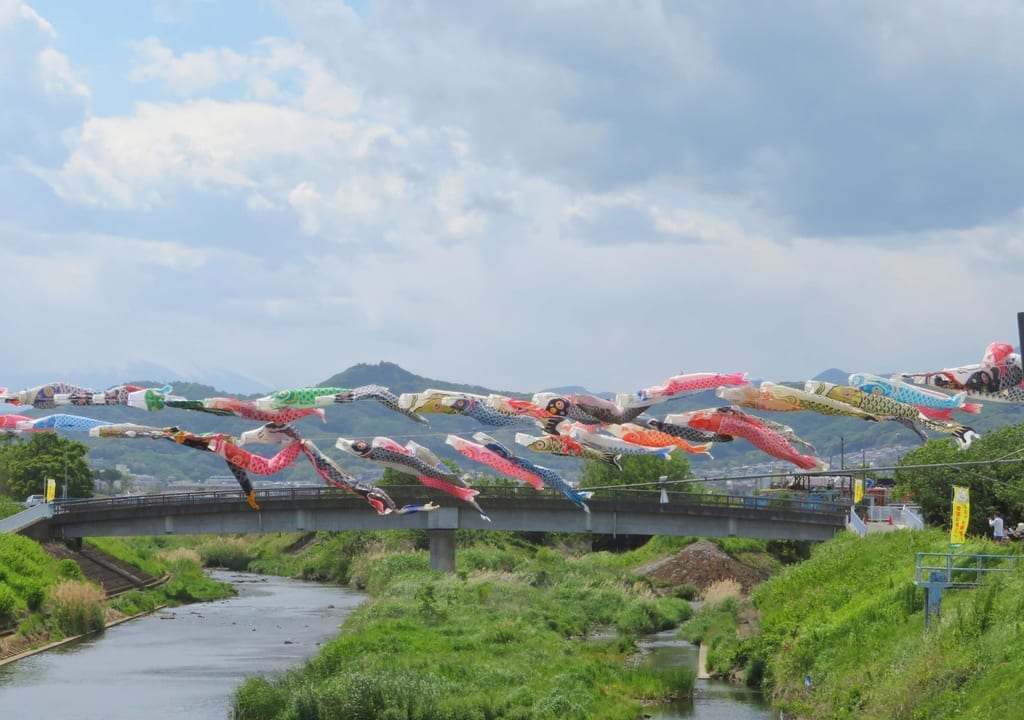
[{"xmin": 429, "ymin": 529, "xmax": 456, "ymax": 573}]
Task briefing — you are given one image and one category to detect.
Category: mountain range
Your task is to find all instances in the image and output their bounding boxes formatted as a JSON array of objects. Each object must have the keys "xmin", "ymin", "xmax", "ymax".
[{"xmin": 8, "ymin": 362, "xmax": 1024, "ymax": 486}]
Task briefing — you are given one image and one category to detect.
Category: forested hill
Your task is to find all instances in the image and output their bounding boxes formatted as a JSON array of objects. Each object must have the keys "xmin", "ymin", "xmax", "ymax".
[{"xmin": 8, "ymin": 362, "xmax": 1024, "ymax": 486}]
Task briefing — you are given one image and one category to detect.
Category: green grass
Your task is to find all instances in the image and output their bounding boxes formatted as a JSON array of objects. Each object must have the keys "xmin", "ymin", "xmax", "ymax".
[
  {"xmin": 736, "ymin": 528, "xmax": 1024, "ymax": 720},
  {"xmin": 232, "ymin": 539, "xmax": 697, "ymax": 719}
]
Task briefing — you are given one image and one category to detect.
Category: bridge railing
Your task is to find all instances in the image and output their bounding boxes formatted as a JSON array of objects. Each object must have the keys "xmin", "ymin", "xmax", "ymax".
[{"xmin": 50, "ymin": 485, "xmax": 850, "ymax": 518}]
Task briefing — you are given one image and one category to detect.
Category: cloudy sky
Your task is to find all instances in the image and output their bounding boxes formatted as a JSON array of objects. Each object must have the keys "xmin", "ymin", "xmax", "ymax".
[{"xmin": 3, "ymin": 0, "xmax": 1023, "ymax": 396}]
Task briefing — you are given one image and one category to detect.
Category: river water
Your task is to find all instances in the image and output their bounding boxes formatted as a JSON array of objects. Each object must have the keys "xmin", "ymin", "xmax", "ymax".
[
  {"xmin": 0, "ymin": 573, "xmax": 774, "ymax": 720},
  {"xmin": 0, "ymin": 571, "xmax": 364, "ymax": 720},
  {"xmin": 641, "ymin": 629, "xmax": 775, "ymax": 720}
]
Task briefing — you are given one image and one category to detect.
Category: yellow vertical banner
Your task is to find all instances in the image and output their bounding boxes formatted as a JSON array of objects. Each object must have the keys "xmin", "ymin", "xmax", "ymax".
[
  {"xmin": 950, "ymin": 485, "xmax": 970, "ymax": 547},
  {"xmin": 854, "ymin": 477, "xmax": 864, "ymax": 503},
  {"xmin": 45, "ymin": 477, "xmax": 56, "ymax": 502}
]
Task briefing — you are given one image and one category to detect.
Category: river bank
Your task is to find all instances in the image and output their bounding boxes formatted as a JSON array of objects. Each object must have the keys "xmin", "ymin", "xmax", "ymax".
[
  {"xmin": 0, "ymin": 571, "xmax": 364, "ymax": 720},
  {"xmin": 0, "ymin": 603, "xmax": 166, "ymax": 668}
]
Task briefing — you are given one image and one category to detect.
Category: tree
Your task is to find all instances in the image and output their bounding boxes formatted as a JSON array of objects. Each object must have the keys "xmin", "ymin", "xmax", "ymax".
[
  {"xmin": 93, "ymin": 467, "xmax": 127, "ymax": 495},
  {"xmin": 893, "ymin": 424, "xmax": 1024, "ymax": 537},
  {"xmin": 0, "ymin": 433, "xmax": 94, "ymax": 500},
  {"xmin": 579, "ymin": 452, "xmax": 693, "ymax": 491}
]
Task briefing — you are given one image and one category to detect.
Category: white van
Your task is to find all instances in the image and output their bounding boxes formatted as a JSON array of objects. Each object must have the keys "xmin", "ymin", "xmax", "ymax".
[{"xmin": 23, "ymin": 494, "xmax": 46, "ymax": 507}]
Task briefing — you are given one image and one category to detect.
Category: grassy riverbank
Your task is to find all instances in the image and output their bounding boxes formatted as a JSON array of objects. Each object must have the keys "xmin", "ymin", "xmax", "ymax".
[
  {"xmin": 0, "ymin": 533, "xmax": 232, "ymax": 659},
  {"xmin": 694, "ymin": 528, "xmax": 1024, "ymax": 720},
  {"xmin": 225, "ymin": 532, "xmax": 697, "ymax": 720}
]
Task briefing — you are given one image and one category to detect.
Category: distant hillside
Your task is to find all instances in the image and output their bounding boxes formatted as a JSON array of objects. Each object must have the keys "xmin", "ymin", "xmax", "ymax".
[{"xmin": 320, "ymin": 362, "xmax": 526, "ymax": 398}]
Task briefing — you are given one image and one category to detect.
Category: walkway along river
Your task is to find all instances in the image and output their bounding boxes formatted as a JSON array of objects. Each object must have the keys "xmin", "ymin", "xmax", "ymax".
[{"xmin": 0, "ymin": 571, "xmax": 364, "ymax": 720}]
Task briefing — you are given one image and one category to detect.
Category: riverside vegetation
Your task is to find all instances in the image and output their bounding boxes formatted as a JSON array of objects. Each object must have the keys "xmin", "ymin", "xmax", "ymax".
[
  {"xmin": 0, "ymin": 531, "xmax": 233, "ymax": 659},
  {"xmin": 14, "ymin": 512, "xmax": 1024, "ymax": 718},
  {"xmin": 223, "ymin": 530, "xmax": 701, "ymax": 720},
  {"xmin": 692, "ymin": 527, "xmax": 1024, "ymax": 720}
]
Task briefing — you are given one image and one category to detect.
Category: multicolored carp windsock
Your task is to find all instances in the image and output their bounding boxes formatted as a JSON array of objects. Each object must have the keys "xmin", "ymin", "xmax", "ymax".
[
  {"xmin": 471, "ymin": 432, "xmax": 592, "ymax": 513},
  {"xmin": 901, "ymin": 347, "xmax": 1024, "ymax": 404},
  {"xmin": 446, "ymin": 434, "xmax": 546, "ymax": 489},
  {"xmin": 564, "ymin": 423, "xmax": 676, "ymax": 460},
  {"xmin": 161, "ymin": 396, "xmax": 327, "ymax": 424},
  {"xmin": 60, "ymin": 384, "xmax": 149, "ymax": 406},
  {"xmin": 441, "ymin": 395, "xmax": 542, "ymax": 428},
  {"xmin": 336, "ymin": 436, "xmax": 489, "ymax": 520},
  {"xmin": 604, "ymin": 422, "xmax": 714, "ymax": 457},
  {"xmin": 670, "ymin": 407, "xmax": 826, "ymax": 471},
  {"xmin": 804, "ymin": 380, "xmax": 981, "ymax": 450},
  {"xmin": 0, "ymin": 414, "xmax": 34, "ymax": 433},
  {"xmin": 255, "ymin": 385, "xmax": 426, "ymax": 424},
  {"xmin": 531, "ymin": 392, "xmax": 648, "ymax": 425},
  {"xmin": 299, "ymin": 440, "xmax": 437, "ymax": 516},
  {"xmin": 644, "ymin": 418, "xmax": 732, "ymax": 445},
  {"xmin": 4, "ymin": 382, "xmax": 100, "ymax": 409},
  {"xmin": 16, "ymin": 414, "xmax": 114, "ymax": 433},
  {"xmin": 399, "ymin": 389, "xmax": 479, "ymax": 415},
  {"xmin": 847, "ymin": 372, "xmax": 981, "ymax": 417},
  {"xmin": 513, "ymin": 432, "xmax": 622, "ymax": 470},
  {"xmin": 617, "ymin": 371, "xmax": 750, "ymax": 409}
]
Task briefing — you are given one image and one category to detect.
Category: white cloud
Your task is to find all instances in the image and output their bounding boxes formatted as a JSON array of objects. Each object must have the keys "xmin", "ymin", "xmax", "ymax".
[
  {"xmin": 6, "ymin": 1, "xmax": 1024, "ymax": 401},
  {"xmin": 277, "ymin": 0, "xmax": 1024, "ymax": 237},
  {"xmin": 0, "ymin": 0, "xmax": 89, "ymax": 163},
  {"xmin": 129, "ymin": 36, "xmax": 250, "ymax": 95}
]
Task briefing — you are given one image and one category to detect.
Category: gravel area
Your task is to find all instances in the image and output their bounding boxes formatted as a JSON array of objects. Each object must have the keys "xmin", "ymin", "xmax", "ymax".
[{"xmin": 636, "ymin": 540, "xmax": 771, "ymax": 593}]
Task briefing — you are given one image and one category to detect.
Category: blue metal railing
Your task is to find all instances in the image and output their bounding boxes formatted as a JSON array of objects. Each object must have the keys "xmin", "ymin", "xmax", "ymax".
[
  {"xmin": 914, "ymin": 552, "xmax": 1017, "ymax": 588},
  {"xmin": 914, "ymin": 551, "xmax": 1019, "ymax": 629}
]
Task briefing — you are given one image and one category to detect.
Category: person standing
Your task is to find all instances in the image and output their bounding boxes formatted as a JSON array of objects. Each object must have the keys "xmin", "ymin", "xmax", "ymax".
[{"xmin": 989, "ymin": 512, "xmax": 1006, "ymax": 544}]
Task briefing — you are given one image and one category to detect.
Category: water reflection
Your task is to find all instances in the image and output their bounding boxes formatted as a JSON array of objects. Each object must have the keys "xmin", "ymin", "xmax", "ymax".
[
  {"xmin": 641, "ymin": 629, "xmax": 774, "ymax": 720},
  {"xmin": 0, "ymin": 571, "xmax": 364, "ymax": 720}
]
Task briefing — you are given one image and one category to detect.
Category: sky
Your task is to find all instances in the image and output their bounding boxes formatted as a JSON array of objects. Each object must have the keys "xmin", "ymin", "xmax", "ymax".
[{"xmin": 3, "ymin": 0, "xmax": 1024, "ymax": 396}]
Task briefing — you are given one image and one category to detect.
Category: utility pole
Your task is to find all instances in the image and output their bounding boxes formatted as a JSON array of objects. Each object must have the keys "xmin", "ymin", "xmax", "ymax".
[{"xmin": 1017, "ymin": 311, "xmax": 1024, "ymax": 357}]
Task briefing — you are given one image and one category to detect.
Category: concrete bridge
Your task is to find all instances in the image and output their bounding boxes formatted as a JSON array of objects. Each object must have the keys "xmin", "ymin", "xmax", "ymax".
[{"xmin": 13, "ymin": 486, "xmax": 851, "ymax": 571}]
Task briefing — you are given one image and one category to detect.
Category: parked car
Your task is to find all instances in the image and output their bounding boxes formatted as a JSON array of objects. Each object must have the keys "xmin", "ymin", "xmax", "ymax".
[{"xmin": 23, "ymin": 494, "xmax": 46, "ymax": 507}]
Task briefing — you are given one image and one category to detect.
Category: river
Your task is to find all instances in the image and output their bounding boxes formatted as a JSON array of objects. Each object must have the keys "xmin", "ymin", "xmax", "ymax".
[
  {"xmin": 0, "ymin": 571, "xmax": 364, "ymax": 720},
  {"xmin": 641, "ymin": 629, "xmax": 775, "ymax": 720},
  {"xmin": 0, "ymin": 573, "xmax": 774, "ymax": 720}
]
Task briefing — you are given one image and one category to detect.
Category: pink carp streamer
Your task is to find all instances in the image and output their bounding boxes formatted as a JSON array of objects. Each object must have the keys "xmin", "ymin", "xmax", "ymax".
[{"xmin": 674, "ymin": 407, "xmax": 825, "ymax": 470}]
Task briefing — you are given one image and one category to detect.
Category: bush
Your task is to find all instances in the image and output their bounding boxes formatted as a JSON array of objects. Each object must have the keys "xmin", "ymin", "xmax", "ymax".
[
  {"xmin": 48, "ymin": 580, "xmax": 106, "ymax": 636},
  {"xmin": 111, "ymin": 590, "xmax": 159, "ymax": 616},
  {"xmin": 57, "ymin": 558, "xmax": 84, "ymax": 580},
  {"xmin": 198, "ymin": 538, "xmax": 254, "ymax": 570},
  {"xmin": 23, "ymin": 581, "xmax": 46, "ymax": 611},
  {"xmin": 0, "ymin": 582, "xmax": 16, "ymax": 619}
]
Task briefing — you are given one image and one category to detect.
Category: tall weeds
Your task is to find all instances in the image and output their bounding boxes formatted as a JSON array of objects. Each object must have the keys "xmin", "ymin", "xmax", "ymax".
[{"xmin": 48, "ymin": 580, "xmax": 106, "ymax": 636}]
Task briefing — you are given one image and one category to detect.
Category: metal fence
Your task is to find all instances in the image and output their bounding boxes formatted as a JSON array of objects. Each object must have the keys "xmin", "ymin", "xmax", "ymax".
[
  {"xmin": 914, "ymin": 552, "xmax": 1018, "ymax": 587},
  {"xmin": 49, "ymin": 485, "xmax": 850, "ymax": 518}
]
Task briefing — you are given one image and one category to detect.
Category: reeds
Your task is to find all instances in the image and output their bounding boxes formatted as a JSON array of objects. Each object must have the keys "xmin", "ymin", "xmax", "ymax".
[{"xmin": 48, "ymin": 580, "xmax": 105, "ymax": 636}]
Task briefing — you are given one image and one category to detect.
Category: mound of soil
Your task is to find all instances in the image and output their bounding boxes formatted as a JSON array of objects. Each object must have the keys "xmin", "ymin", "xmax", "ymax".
[{"xmin": 636, "ymin": 540, "xmax": 770, "ymax": 593}]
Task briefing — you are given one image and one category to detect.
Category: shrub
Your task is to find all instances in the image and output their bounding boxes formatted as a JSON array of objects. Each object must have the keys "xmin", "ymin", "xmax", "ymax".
[
  {"xmin": 702, "ymin": 578, "xmax": 743, "ymax": 606},
  {"xmin": 198, "ymin": 538, "xmax": 253, "ymax": 570},
  {"xmin": 22, "ymin": 581, "xmax": 46, "ymax": 612},
  {"xmin": 0, "ymin": 582, "xmax": 15, "ymax": 619},
  {"xmin": 48, "ymin": 580, "xmax": 106, "ymax": 636},
  {"xmin": 57, "ymin": 558, "xmax": 84, "ymax": 580}
]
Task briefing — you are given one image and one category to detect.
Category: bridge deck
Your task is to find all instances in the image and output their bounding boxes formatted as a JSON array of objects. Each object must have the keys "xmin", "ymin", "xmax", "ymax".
[{"xmin": 26, "ymin": 486, "xmax": 850, "ymax": 543}]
